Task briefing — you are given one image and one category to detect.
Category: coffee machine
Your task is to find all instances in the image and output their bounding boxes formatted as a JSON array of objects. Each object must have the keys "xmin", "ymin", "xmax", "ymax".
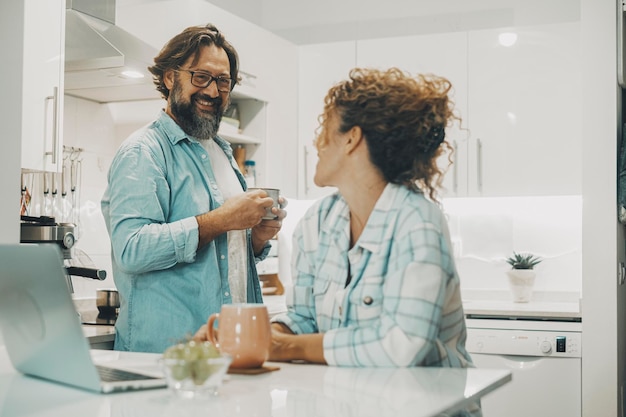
[{"xmin": 20, "ymin": 215, "xmax": 107, "ymax": 289}]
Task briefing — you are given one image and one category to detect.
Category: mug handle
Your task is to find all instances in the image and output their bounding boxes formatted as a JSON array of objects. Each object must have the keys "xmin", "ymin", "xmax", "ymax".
[{"xmin": 206, "ymin": 313, "xmax": 220, "ymax": 347}]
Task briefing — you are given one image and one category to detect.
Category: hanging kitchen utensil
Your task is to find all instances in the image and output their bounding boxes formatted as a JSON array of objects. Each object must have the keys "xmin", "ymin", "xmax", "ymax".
[
  {"xmin": 61, "ymin": 154, "xmax": 72, "ymax": 222},
  {"xmin": 19, "ymin": 173, "xmax": 31, "ymax": 216},
  {"xmin": 43, "ymin": 172, "xmax": 53, "ymax": 217},
  {"xmin": 70, "ymin": 150, "xmax": 83, "ymax": 238},
  {"xmin": 51, "ymin": 172, "xmax": 61, "ymax": 220}
]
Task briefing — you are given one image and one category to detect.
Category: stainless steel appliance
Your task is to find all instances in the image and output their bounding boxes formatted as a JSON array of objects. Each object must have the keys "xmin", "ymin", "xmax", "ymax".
[
  {"xmin": 64, "ymin": 0, "xmax": 159, "ymax": 102},
  {"xmin": 20, "ymin": 215, "xmax": 75, "ymax": 258},
  {"xmin": 463, "ymin": 291, "xmax": 582, "ymax": 417},
  {"xmin": 19, "ymin": 215, "xmax": 107, "ymax": 290}
]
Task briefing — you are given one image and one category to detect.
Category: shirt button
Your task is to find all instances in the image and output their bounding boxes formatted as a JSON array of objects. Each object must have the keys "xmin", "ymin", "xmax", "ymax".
[
  {"xmin": 220, "ymin": 255, "xmax": 225, "ymax": 260},
  {"xmin": 201, "ymin": 154, "xmax": 207, "ymax": 159},
  {"xmin": 363, "ymin": 296, "xmax": 373, "ymax": 305},
  {"xmin": 224, "ymin": 292, "xmax": 229, "ymax": 297}
]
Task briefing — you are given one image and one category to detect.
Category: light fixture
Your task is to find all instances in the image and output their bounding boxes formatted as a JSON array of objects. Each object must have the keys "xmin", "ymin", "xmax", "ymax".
[
  {"xmin": 507, "ymin": 111, "xmax": 517, "ymax": 124},
  {"xmin": 120, "ymin": 70, "xmax": 144, "ymax": 79},
  {"xmin": 498, "ymin": 32, "xmax": 518, "ymax": 47}
]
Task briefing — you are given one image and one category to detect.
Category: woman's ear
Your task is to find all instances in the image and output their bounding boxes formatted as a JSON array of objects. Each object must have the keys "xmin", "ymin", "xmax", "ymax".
[{"xmin": 345, "ymin": 126, "xmax": 363, "ymax": 154}]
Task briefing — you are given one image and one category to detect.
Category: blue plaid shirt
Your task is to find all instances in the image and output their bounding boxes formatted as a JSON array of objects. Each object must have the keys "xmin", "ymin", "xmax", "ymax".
[{"xmin": 273, "ymin": 183, "xmax": 474, "ymax": 369}]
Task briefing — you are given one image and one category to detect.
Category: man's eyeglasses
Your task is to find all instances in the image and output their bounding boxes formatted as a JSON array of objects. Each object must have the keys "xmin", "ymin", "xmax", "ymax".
[{"xmin": 177, "ymin": 69, "xmax": 232, "ymax": 93}]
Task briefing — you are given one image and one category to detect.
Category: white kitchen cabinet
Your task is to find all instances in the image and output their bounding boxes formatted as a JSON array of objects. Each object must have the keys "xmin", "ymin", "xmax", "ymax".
[
  {"xmin": 298, "ymin": 41, "xmax": 356, "ymax": 200},
  {"xmin": 466, "ymin": 22, "xmax": 582, "ymax": 197},
  {"xmin": 298, "ymin": 35, "xmax": 468, "ymax": 200},
  {"xmin": 21, "ymin": 0, "xmax": 65, "ymax": 173},
  {"xmin": 300, "ymin": 23, "xmax": 582, "ymax": 199},
  {"xmin": 356, "ymin": 32, "xmax": 469, "ymax": 198}
]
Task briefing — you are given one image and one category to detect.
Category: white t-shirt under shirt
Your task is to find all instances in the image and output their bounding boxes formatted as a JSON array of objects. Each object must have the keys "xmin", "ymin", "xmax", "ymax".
[{"xmin": 201, "ymin": 138, "xmax": 248, "ymax": 303}]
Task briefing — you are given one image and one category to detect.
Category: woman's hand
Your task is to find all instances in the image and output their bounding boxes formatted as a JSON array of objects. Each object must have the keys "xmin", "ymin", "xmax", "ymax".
[
  {"xmin": 269, "ymin": 322, "xmax": 327, "ymax": 364},
  {"xmin": 269, "ymin": 323, "xmax": 297, "ymax": 362}
]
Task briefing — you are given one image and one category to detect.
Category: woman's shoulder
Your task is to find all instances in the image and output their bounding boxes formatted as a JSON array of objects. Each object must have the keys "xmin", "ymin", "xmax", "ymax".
[
  {"xmin": 303, "ymin": 191, "xmax": 344, "ymax": 221},
  {"xmin": 388, "ymin": 185, "xmax": 446, "ymax": 228}
]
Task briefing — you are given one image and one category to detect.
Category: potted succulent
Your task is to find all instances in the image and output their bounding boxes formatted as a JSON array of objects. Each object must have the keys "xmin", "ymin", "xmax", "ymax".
[{"xmin": 505, "ymin": 252, "xmax": 543, "ymax": 303}]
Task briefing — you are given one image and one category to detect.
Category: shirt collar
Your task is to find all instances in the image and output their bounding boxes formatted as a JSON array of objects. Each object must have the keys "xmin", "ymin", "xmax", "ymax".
[
  {"xmin": 321, "ymin": 184, "xmax": 410, "ymax": 254},
  {"xmin": 155, "ymin": 110, "xmax": 233, "ymax": 156}
]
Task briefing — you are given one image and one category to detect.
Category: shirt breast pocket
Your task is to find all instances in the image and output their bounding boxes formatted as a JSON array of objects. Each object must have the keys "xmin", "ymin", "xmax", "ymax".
[{"xmin": 348, "ymin": 276, "xmax": 384, "ymax": 325}]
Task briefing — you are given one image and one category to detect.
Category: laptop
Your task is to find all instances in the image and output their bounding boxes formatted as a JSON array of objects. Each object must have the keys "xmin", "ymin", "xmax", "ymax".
[{"xmin": 0, "ymin": 243, "xmax": 166, "ymax": 393}]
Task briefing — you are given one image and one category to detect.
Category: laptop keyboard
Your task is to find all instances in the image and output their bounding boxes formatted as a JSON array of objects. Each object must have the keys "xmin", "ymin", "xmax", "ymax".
[{"xmin": 96, "ymin": 365, "xmax": 158, "ymax": 382}]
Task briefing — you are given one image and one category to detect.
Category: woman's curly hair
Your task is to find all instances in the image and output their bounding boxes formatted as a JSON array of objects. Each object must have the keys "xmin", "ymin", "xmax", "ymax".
[
  {"xmin": 148, "ymin": 23, "xmax": 241, "ymax": 99},
  {"xmin": 316, "ymin": 67, "xmax": 459, "ymax": 202}
]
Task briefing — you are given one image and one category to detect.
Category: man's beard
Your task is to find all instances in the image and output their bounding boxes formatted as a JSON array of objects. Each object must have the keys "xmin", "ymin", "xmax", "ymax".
[{"xmin": 169, "ymin": 80, "xmax": 226, "ymax": 140}]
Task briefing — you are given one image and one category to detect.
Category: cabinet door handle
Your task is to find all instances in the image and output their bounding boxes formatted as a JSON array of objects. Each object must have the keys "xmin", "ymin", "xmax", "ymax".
[
  {"xmin": 452, "ymin": 140, "xmax": 458, "ymax": 194},
  {"xmin": 45, "ymin": 86, "xmax": 59, "ymax": 165},
  {"xmin": 476, "ymin": 138, "xmax": 483, "ymax": 193},
  {"xmin": 619, "ymin": 0, "xmax": 626, "ymax": 87}
]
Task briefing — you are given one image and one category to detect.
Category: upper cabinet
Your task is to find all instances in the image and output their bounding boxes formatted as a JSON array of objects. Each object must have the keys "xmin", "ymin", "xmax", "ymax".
[
  {"xmin": 21, "ymin": 0, "xmax": 65, "ymax": 173},
  {"xmin": 297, "ymin": 22, "xmax": 582, "ymax": 199},
  {"xmin": 298, "ymin": 41, "xmax": 357, "ymax": 200},
  {"xmin": 466, "ymin": 22, "xmax": 582, "ymax": 197},
  {"xmin": 356, "ymin": 32, "xmax": 469, "ymax": 199}
]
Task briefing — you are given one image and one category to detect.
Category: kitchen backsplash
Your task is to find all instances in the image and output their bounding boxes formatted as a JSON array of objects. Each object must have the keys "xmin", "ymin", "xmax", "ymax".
[
  {"xmin": 63, "ymin": 95, "xmax": 133, "ymax": 299},
  {"xmin": 443, "ymin": 195, "xmax": 582, "ymax": 294},
  {"xmin": 63, "ymin": 95, "xmax": 583, "ymax": 299}
]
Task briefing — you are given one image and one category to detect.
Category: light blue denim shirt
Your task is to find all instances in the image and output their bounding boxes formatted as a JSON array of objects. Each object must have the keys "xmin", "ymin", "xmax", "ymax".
[{"xmin": 101, "ymin": 110, "xmax": 268, "ymax": 353}]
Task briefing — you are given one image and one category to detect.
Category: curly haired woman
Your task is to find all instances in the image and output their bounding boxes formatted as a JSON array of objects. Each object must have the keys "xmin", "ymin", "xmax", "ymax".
[{"xmin": 269, "ymin": 67, "xmax": 479, "ymax": 416}]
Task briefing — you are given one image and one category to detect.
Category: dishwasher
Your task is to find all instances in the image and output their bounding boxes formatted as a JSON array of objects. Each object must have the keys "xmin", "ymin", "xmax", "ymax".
[{"xmin": 463, "ymin": 292, "xmax": 582, "ymax": 417}]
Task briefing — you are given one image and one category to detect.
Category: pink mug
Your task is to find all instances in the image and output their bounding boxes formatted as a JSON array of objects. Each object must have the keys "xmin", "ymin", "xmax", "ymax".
[{"xmin": 207, "ymin": 303, "xmax": 271, "ymax": 369}]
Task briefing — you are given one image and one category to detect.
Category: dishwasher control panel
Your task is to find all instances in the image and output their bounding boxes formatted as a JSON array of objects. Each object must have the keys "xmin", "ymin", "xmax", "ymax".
[{"xmin": 465, "ymin": 328, "xmax": 582, "ymax": 357}]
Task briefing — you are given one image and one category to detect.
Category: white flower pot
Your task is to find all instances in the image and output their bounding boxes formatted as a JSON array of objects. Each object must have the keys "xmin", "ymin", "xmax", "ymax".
[{"xmin": 506, "ymin": 269, "xmax": 536, "ymax": 303}]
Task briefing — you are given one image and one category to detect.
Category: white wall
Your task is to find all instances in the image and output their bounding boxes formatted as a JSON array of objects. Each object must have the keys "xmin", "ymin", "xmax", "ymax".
[
  {"xmin": 1, "ymin": 0, "xmax": 25, "ymax": 245},
  {"xmin": 581, "ymin": 0, "xmax": 620, "ymax": 416},
  {"xmin": 62, "ymin": 96, "xmax": 121, "ymax": 298},
  {"xmin": 445, "ymin": 196, "xmax": 582, "ymax": 293}
]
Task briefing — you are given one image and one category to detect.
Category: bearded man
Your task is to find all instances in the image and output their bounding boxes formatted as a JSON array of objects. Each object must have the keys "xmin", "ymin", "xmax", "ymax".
[{"xmin": 101, "ymin": 24, "xmax": 286, "ymax": 353}]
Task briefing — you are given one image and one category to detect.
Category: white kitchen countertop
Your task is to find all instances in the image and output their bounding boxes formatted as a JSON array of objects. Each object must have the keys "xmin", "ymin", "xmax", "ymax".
[
  {"xmin": 462, "ymin": 289, "xmax": 582, "ymax": 319},
  {"xmin": 82, "ymin": 325, "xmax": 116, "ymax": 344},
  {"xmin": 0, "ymin": 346, "xmax": 510, "ymax": 417},
  {"xmin": 265, "ymin": 290, "xmax": 583, "ymax": 320}
]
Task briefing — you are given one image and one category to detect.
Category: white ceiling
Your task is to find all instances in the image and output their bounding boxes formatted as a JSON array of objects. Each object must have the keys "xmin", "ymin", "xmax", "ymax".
[
  {"xmin": 115, "ymin": 0, "xmax": 579, "ymax": 45},
  {"xmin": 202, "ymin": 0, "xmax": 579, "ymax": 44}
]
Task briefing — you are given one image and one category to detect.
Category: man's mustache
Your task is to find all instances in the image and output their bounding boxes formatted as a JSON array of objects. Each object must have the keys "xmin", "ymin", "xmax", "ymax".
[{"xmin": 192, "ymin": 93, "xmax": 222, "ymax": 108}]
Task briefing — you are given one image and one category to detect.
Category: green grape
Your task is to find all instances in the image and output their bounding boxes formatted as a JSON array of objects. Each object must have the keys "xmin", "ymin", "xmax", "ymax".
[
  {"xmin": 163, "ymin": 343, "xmax": 185, "ymax": 359},
  {"xmin": 182, "ymin": 341, "xmax": 202, "ymax": 361},
  {"xmin": 163, "ymin": 340, "xmax": 224, "ymax": 384},
  {"xmin": 171, "ymin": 362, "xmax": 192, "ymax": 381},
  {"xmin": 199, "ymin": 341, "xmax": 220, "ymax": 359}
]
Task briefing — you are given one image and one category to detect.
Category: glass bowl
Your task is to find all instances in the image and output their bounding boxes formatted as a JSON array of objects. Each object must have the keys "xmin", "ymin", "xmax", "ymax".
[{"xmin": 160, "ymin": 354, "xmax": 232, "ymax": 398}]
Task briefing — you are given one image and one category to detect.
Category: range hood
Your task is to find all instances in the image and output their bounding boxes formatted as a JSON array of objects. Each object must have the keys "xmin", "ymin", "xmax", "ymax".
[{"xmin": 64, "ymin": 0, "xmax": 161, "ymax": 103}]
